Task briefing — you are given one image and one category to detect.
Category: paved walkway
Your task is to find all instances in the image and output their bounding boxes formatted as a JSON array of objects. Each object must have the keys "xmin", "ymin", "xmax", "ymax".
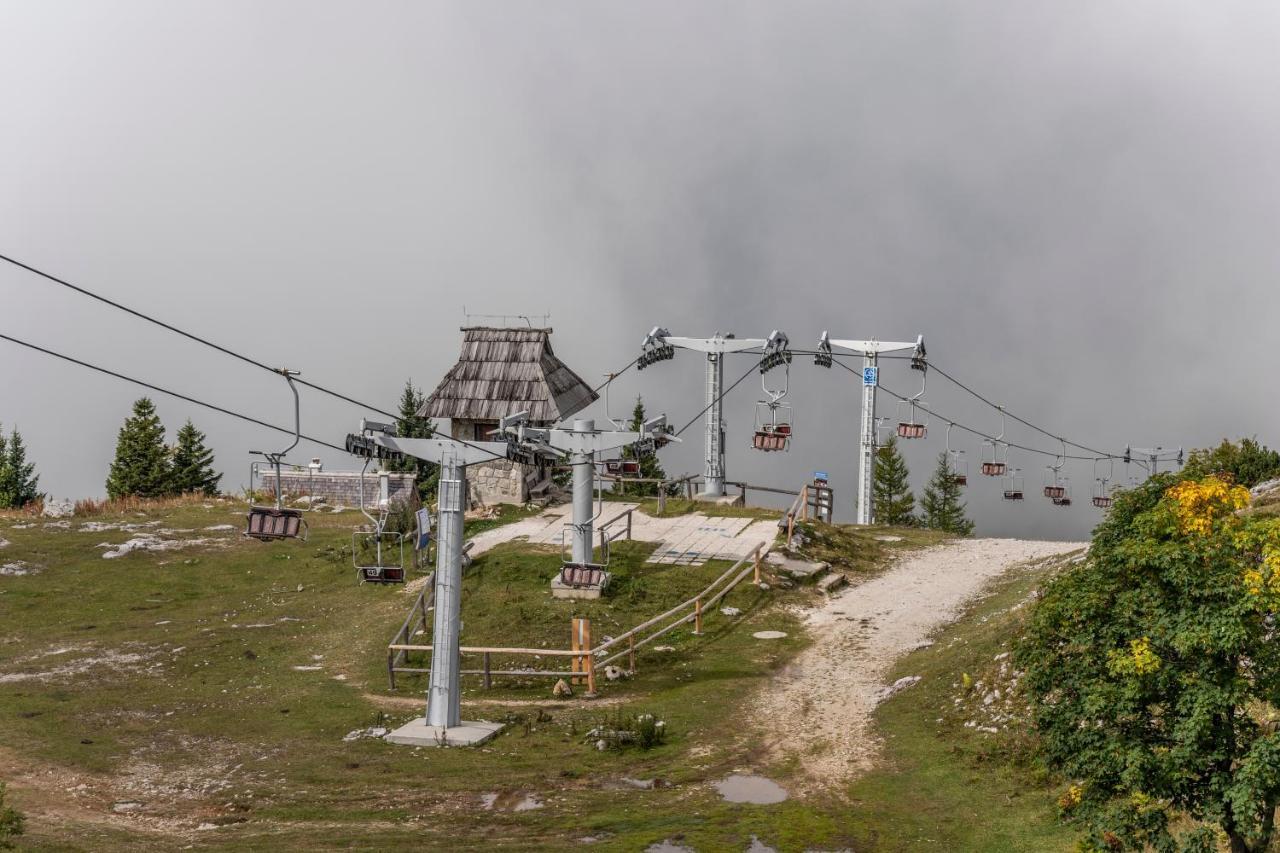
[{"xmin": 466, "ymin": 503, "xmax": 777, "ymax": 566}]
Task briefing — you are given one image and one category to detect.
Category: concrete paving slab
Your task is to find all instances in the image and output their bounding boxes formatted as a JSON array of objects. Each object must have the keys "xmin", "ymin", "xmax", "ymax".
[{"xmin": 384, "ymin": 719, "xmax": 504, "ymax": 747}]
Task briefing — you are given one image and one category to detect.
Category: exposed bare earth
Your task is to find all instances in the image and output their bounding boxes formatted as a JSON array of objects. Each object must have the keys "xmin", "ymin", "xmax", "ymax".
[{"xmin": 756, "ymin": 537, "xmax": 1080, "ymax": 788}]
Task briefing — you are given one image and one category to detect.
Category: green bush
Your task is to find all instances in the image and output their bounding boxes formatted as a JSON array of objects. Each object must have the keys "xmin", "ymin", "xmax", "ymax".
[{"xmin": 0, "ymin": 783, "xmax": 25, "ymax": 850}]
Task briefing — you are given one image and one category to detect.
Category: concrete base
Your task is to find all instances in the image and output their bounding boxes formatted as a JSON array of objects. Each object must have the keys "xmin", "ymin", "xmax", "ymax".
[
  {"xmin": 694, "ymin": 491, "xmax": 745, "ymax": 507},
  {"xmin": 384, "ymin": 719, "xmax": 504, "ymax": 747}
]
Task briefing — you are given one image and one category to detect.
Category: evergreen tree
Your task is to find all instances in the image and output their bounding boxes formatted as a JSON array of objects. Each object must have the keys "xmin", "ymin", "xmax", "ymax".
[
  {"xmin": 105, "ymin": 398, "xmax": 173, "ymax": 499},
  {"xmin": 617, "ymin": 396, "xmax": 674, "ymax": 498},
  {"xmin": 0, "ymin": 425, "xmax": 42, "ymax": 509},
  {"xmin": 921, "ymin": 451, "xmax": 974, "ymax": 535},
  {"xmin": 872, "ymin": 436, "xmax": 915, "ymax": 525},
  {"xmin": 391, "ymin": 379, "xmax": 436, "ymax": 502},
  {"xmin": 169, "ymin": 420, "xmax": 222, "ymax": 496}
]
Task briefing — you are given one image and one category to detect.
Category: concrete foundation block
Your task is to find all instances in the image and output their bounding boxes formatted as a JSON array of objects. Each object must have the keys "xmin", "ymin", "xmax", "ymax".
[{"xmin": 384, "ymin": 719, "xmax": 504, "ymax": 747}]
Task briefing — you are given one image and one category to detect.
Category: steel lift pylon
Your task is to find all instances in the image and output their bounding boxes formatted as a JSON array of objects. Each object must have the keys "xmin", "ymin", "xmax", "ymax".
[
  {"xmin": 346, "ymin": 420, "xmax": 511, "ymax": 747},
  {"xmin": 639, "ymin": 328, "xmax": 775, "ymax": 500},
  {"xmin": 815, "ymin": 332, "xmax": 926, "ymax": 526}
]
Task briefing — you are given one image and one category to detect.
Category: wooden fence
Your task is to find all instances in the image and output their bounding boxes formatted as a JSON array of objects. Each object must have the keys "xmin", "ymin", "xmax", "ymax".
[{"xmin": 385, "ymin": 543, "xmax": 767, "ymax": 694}]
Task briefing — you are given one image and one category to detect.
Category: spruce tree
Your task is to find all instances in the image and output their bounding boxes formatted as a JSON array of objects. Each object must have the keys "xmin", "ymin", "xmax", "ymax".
[
  {"xmin": 921, "ymin": 451, "xmax": 974, "ymax": 535},
  {"xmin": 170, "ymin": 420, "xmax": 222, "ymax": 496},
  {"xmin": 105, "ymin": 398, "xmax": 173, "ymax": 499},
  {"xmin": 0, "ymin": 427, "xmax": 42, "ymax": 509},
  {"xmin": 873, "ymin": 436, "xmax": 916, "ymax": 526},
  {"xmin": 391, "ymin": 380, "xmax": 436, "ymax": 501},
  {"xmin": 618, "ymin": 396, "xmax": 673, "ymax": 498}
]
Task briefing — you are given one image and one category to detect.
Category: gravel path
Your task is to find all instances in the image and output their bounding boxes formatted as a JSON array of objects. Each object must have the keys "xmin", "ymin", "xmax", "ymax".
[{"xmin": 755, "ymin": 537, "xmax": 1080, "ymax": 787}]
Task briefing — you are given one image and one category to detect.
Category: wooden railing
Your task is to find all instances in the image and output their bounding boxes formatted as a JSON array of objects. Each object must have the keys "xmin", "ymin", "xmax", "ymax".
[
  {"xmin": 778, "ymin": 482, "xmax": 834, "ymax": 547},
  {"xmin": 385, "ymin": 543, "xmax": 768, "ymax": 695},
  {"xmin": 386, "ymin": 573, "xmax": 434, "ymax": 689}
]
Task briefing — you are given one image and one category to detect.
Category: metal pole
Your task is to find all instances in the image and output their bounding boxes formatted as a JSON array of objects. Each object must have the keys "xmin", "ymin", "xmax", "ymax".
[
  {"xmin": 857, "ymin": 353, "xmax": 878, "ymax": 526},
  {"xmin": 704, "ymin": 352, "xmax": 725, "ymax": 497},
  {"xmin": 570, "ymin": 419, "xmax": 595, "ymax": 565},
  {"xmin": 426, "ymin": 454, "xmax": 466, "ymax": 729}
]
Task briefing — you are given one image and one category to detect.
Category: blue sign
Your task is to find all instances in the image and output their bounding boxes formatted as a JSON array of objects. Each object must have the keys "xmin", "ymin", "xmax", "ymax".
[{"xmin": 863, "ymin": 366, "xmax": 878, "ymax": 387}]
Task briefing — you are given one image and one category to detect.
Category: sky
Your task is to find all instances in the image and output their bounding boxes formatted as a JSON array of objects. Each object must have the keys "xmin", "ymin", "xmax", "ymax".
[{"xmin": 3, "ymin": 1, "xmax": 1279, "ymax": 540}]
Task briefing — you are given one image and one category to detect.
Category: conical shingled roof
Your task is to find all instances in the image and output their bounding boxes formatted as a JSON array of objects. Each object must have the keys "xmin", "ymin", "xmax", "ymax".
[{"xmin": 419, "ymin": 327, "xmax": 599, "ymax": 423}]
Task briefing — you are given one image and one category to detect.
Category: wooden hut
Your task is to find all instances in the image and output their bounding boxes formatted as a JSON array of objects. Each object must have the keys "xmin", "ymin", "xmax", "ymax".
[{"xmin": 420, "ymin": 327, "xmax": 598, "ymax": 505}]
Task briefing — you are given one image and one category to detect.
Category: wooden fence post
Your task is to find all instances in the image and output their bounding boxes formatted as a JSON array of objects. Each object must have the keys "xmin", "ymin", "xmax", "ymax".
[
  {"xmin": 571, "ymin": 617, "xmax": 583, "ymax": 685},
  {"xmin": 801, "ymin": 484, "xmax": 809, "ymax": 521},
  {"xmin": 627, "ymin": 509, "xmax": 633, "ymax": 539},
  {"xmin": 583, "ymin": 619, "xmax": 596, "ymax": 695},
  {"xmin": 483, "ymin": 652, "xmax": 492, "ymax": 689},
  {"xmin": 694, "ymin": 597, "xmax": 703, "ymax": 635},
  {"xmin": 753, "ymin": 547, "xmax": 762, "ymax": 585}
]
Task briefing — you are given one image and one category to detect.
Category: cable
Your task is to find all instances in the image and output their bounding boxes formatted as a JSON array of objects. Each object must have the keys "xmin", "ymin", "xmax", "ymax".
[
  {"xmin": 0, "ymin": 252, "xmax": 403, "ymax": 421},
  {"xmin": 0, "ymin": 332, "xmax": 348, "ymax": 454},
  {"xmin": 672, "ymin": 361, "xmax": 761, "ymax": 438}
]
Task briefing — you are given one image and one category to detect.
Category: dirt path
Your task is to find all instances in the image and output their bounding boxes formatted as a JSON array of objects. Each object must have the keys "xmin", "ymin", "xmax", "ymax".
[{"xmin": 756, "ymin": 537, "xmax": 1080, "ymax": 788}]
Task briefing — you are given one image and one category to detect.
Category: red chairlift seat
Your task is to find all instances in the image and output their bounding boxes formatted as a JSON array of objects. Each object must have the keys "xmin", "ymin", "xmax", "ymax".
[
  {"xmin": 559, "ymin": 564, "xmax": 608, "ymax": 588},
  {"xmin": 897, "ymin": 422, "xmax": 927, "ymax": 439},
  {"xmin": 1043, "ymin": 485, "xmax": 1066, "ymax": 500},
  {"xmin": 620, "ymin": 460, "xmax": 641, "ymax": 476},
  {"xmin": 1092, "ymin": 496, "xmax": 1113, "ymax": 509},
  {"xmin": 245, "ymin": 506, "xmax": 307, "ymax": 541},
  {"xmin": 981, "ymin": 462, "xmax": 1006, "ymax": 476},
  {"xmin": 952, "ymin": 474, "xmax": 968, "ymax": 486}
]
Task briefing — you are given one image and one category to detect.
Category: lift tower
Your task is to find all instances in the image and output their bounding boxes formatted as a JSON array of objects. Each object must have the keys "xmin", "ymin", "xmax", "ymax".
[
  {"xmin": 639, "ymin": 328, "xmax": 776, "ymax": 499},
  {"xmin": 498, "ymin": 412, "xmax": 674, "ymax": 572},
  {"xmin": 346, "ymin": 420, "xmax": 511, "ymax": 747},
  {"xmin": 815, "ymin": 332, "xmax": 926, "ymax": 526}
]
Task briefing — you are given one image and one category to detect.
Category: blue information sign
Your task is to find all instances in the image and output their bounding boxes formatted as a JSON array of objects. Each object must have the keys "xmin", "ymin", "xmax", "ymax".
[{"xmin": 863, "ymin": 366, "xmax": 878, "ymax": 387}]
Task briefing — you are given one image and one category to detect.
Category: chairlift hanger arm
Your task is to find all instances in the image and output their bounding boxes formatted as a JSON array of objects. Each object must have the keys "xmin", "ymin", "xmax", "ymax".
[
  {"xmin": 658, "ymin": 335, "xmax": 769, "ymax": 354},
  {"xmin": 366, "ymin": 434, "xmax": 511, "ymax": 466},
  {"xmin": 824, "ymin": 336, "xmax": 922, "ymax": 355}
]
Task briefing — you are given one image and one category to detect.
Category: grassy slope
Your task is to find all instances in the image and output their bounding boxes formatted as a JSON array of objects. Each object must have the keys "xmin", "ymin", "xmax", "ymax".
[{"xmin": 0, "ymin": 502, "xmax": 1076, "ymax": 851}]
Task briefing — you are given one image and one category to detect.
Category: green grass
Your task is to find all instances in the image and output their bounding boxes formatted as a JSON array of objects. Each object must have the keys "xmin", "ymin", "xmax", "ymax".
[{"xmin": 0, "ymin": 502, "xmax": 1079, "ymax": 851}]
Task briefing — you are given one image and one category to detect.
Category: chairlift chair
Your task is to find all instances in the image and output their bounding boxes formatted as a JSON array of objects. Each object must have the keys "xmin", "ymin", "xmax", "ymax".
[
  {"xmin": 980, "ymin": 409, "xmax": 1008, "ymax": 476},
  {"xmin": 1002, "ymin": 468, "xmax": 1025, "ymax": 501},
  {"xmin": 1092, "ymin": 458, "xmax": 1115, "ymax": 509},
  {"xmin": 352, "ymin": 459, "xmax": 405, "ymax": 584},
  {"xmin": 1052, "ymin": 478, "xmax": 1073, "ymax": 507},
  {"xmin": 896, "ymin": 364, "xmax": 928, "ymax": 439},
  {"xmin": 946, "ymin": 424, "xmax": 967, "ymax": 486},
  {"xmin": 753, "ymin": 339, "xmax": 794, "ymax": 452},
  {"xmin": 1043, "ymin": 442, "xmax": 1068, "ymax": 504},
  {"xmin": 245, "ymin": 369, "xmax": 309, "ymax": 542}
]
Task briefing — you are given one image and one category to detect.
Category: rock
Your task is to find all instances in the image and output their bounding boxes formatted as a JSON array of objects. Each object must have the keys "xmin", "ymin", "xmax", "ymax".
[
  {"xmin": 603, "ymin": 665, "xmax": 625, "ymax": 681},
  {"xmin": 874, "ymin": 535, "xmax": 904, "ymax": 542},
  {"xmin": 757, "ymin": 582, "xmax": 770, "ymax": 591},
  {"xmin": 552, "ymin": 678, "xmax": 573, "ymax": 697},
  {"xmin": 875, "ymin": 675, "xmax": 922, "ymax": 702},
  {"xmin": 719, "ymin": 606, "xmax": 741, "ymax": 617},
  {"xmin": 41, "ymin": 498, "xmax": 74, "ymax": 519},
  {"xmin": 817, "ymin": 572, "xmax": 847, "ymax": 594}
]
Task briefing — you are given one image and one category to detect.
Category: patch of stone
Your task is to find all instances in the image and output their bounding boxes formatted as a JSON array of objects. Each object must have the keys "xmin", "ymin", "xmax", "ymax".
[
  {"xmin": 875, "ymin": 675, "xmax": 921, "ymax": 703},
  {"xmin": 0, "ymin": 561, "xmax": 37, "ymax": 577},
  {"xmin": 41, "ymin": 498, "xmax": 74, "ymax": 518},
  {"xmin": 719, "ymin": 606, "xmax": 741, "ymax": 617},
  {"xmin": 342, "ymin": 726, "xmax": 389, "ymax": 742},
  {"xmin": 817, "ymin": 572, "xmax": 847, "ymax": 594},
  {"xmin": 874, "ymin": 535, "xmax": 904, "ymax": 542},
  {"xmin": 752, "ymin": 631, "xmax": 787, "ymax": 640}
]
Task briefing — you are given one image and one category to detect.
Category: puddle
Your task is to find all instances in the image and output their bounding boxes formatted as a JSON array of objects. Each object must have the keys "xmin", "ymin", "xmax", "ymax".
[
  {"xmin": 714, "ymin": 774, "xmax": 788, "ymax": 804},
  {"xmin": 481, "ymin": 791, "xmax": 543, "ymax": 812},
  {"xmin": 751, "ymin": 631, "xmax": 787, "ymax": 640}
]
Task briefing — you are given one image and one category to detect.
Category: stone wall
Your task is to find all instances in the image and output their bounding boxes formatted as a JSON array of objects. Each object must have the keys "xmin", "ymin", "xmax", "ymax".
[
  {"xmin": 259, "ymin": 470, "xmax": 418, "ymax": 509},
  {"xmin": 450, "ymin": 418, "xmax": 543, "ymax": 506}
]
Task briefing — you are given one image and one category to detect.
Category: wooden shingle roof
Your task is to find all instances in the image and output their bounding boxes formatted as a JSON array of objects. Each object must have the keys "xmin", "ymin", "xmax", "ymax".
[{"xmin": 420, "ymin": 327, "xmax": 599, "ymax": 423}]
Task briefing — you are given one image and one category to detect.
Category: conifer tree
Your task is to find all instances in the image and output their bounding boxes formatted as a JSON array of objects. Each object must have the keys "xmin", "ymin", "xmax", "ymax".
[
  {"xmin": 106, "ymin": 398, "xmax": 172, "ymax": 499},
  {"xmin": 170, "ymin": 420, "xmax": 222, "ymax": 496},
  {"xmin": 873, "ymin": 436, "xmax": 915, "ymax": 526},
  {"xmin": 618, "ymin": 396, "xmax": 673, "ymax": 498},
  {"xmin": 921, "ymin": 451, "xmax": 974, "ymax": 535},
  {"xmin": 0, "ymin": 425, "xmax": 43, "ymax": 509},
  {"xmin": 391, "ymin": 380, "xmax": 436, "ymax": 501}
]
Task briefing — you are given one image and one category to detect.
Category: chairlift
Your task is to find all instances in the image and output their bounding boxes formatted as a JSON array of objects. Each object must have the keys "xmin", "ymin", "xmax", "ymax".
[
  {"xmin": 1003, "ymin": 467, "xmax": 1025, "ymax": 501},
  {"xmin": 946, "ymin": 423, "xmax": 967, "ymax": 486},
  {"xmin": 980, "ymin": 408, "xmax": 1007, "ymax": 476},
  {"xmin": 896, "ymin": 361, "xmax": 928, "ymax": 439},
  {"xmin": 352, "ymin": 457, "xmax": 405, "ymax": 584},
  {"xmin": 636, "ymin": 327, "xmax": 675, "ymax": 371},
  {"xmin": 753, "ymin": 334, "xmax": 793, "ymax": 452},
  {"xmin": 1043, "ymin": 441, "xmax": 1070, "ymax": 506},
  {"xmin": 245, "ymin": 369, "xmax": 309, "ymax": 542},
  {"xmin": 1092, "ymin": 458, "xmax": 1115, "ymax": 509}
]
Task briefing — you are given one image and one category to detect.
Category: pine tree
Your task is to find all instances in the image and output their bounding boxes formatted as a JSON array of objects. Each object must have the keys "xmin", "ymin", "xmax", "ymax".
[
  {"xmin": 391, "ymin": 379, "xmax": 436, "ymax": 502},
  {"xmin": 617, "ymin": 396, "xmax": 673, "ymax": 498},
  {"xmin": 105, "ymin": 398, "xmax": 173, "ymax": 499},
  {"xmin": 170, "ymin": 420, "xmax": 222, "ymax": 496},
  {"xmin": 921, "ymin": 451, "xmax": 974, "ymax": 535},
  {"xmin": 873, "ymin": 436, "xmax": 915, "ymax": 526}
]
